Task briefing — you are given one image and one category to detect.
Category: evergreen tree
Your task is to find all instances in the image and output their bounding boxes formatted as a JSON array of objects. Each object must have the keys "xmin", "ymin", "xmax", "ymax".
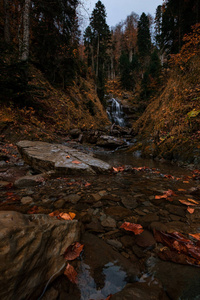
[
  {"xmin": 84, "ymin": 0, "xmax": 110, "ymax": 103},
  {"xmin": 137, "ymin": 13, "xmax": 151, "ymax": 60}
]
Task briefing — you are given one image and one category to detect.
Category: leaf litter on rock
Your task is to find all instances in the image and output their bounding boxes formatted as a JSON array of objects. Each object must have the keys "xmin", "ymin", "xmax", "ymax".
[
  {"xmin": 64, "ymin": 242, "xmax": 84, "ymax": 260},
  {"xmin": 120, "ymin": 222, "xmax": 144, "ymax": 235}
]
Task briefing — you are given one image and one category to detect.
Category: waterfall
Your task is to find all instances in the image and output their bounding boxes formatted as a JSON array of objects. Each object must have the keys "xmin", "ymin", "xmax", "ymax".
[{"xmin": 107, "ymin": 98, "xmax": 126, "ymax": 127}]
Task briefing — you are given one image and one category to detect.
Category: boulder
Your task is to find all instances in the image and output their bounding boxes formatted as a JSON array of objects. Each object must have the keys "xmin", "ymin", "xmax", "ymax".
[
  {"xmin": 0, "ymin": 211, "xmax": 80, "ymax": 300},
  {"xmin": 16, "ymin": 140, "xmax": 111, "ymax": 175},
  {"xmin": 96, "ymin": 135, "xmax": 126, "ymax": 149}
]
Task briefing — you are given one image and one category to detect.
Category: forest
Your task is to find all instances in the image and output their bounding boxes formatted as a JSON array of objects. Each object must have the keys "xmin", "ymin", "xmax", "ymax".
[{"xmin": 1, "ymin": 1, "xmax": 200, "ymax": 300}]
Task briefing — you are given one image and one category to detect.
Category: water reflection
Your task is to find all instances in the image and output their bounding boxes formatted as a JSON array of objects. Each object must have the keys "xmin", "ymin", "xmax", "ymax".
[{"xmin": 78, "ymin": 262, "xmax": 127, "ymax": 300}]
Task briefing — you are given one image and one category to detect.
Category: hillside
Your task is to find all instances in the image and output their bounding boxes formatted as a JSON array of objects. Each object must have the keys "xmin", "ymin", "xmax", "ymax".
[
  {"xmin": 0, "ymin": 65, "xmax": 109, "ymax": 142},
  {"xmin": 132, "ymin": 57, "xmax": 200, "ymax": 166}
]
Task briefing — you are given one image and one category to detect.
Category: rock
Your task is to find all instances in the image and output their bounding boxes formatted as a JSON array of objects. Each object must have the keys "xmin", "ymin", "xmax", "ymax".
[
  {"xmin": 138, "ymin": 213, "xmax": 160, "ymax": 227},
  {"xmin": 91, "ymin": 193, "xmax": 101, "ymax": 202},
  {"xmin": 64, "ymin": 194, "xmax": 81, "ymax": 204},
  {"xmin": 0, "ymin": 181, "xmax": 11, "ymax": 188},
  {"xmin": 111, "ymin": 280, "xmax": 170, "ymax": 300},
  {"xmin": 121, "ymin": 235, "xmax": 135, "ymax": 248},
  {"xmin": 165, "ymin": 204, "xmax": 186, "ymax": 217},
  {"xmin": 121, "ymin": 196, "xmax": 138, "ymax": 209},
  {"xmin": 106, "ymin": 239, "xmax": 123, "ymax": 249},
  {"xmin": 14, "ymin": 174, "xmax": 45, "ymax": 188},
  {"xmin": 189, "ymin": 187, "xmax": 200, "ymax": 196},
  {"xmin": 150, "ymin": 222, "xmax": 168, "ymax": 232},
  {"xmin": 0, "ymin": 211, "xmax": 80, "ymax": 300},
  {"xmin": 96, "ymin": 135, "xmax": 126, "ymax": 149},
  {"xmin": 85, "ymin": 220, "xmax": 104, "ymax": 233},
  {"xmin": 101, "ymin": 216, "xmax": 117, "ymax": 228},
  {"xmin": 81, "ymin": 232, "xmax": 140, "ymax": 280},
  {"xmin": 17, "ymin": 140, "xmax": 111, "ymax": 175},
  {"xmin": 54, "ymin": 199, "xmax": 65, "ymax": 209},
  {"xmin": 104, "ymin": 206, "xmax": 132, "ymax": 220},
  {"xmin": 20, "ymin": 196, "xmax": 33, "ymax": 205},
  {"xmin": 69, "ymin": 128, "xmax": 81, "ymax": 138},
  {"xmin": 135, "ymin": 230, "xmax": 156, "ymax": 248}
]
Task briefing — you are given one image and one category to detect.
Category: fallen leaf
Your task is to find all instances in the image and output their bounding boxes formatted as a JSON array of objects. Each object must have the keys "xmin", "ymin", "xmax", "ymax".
[
  {"xmin": 189, "ymin": 233, "xmax": 200, "ymax": 241},
  {"xmin": 113, "ymin": 166, "xmax": 125, "ymax": 172},
  {"xmin": 155, "ymin": 189, "xmax": 176, "ymax": 200},
  {"xmin": 72, "ymin": 160, "xmax": 81, "ymax": 164},
  {"xmin": 68, "ymin": 212, "xmax": 76, "ymax": 220},
  {"xmin": 66, "ymin": 155, "xmax": 70, "ymax": 159},
  {"xmin": 59, "ymin": 212, "xmax": 74, "ymax": 220},
  {"xmin": 178, "ymin": 189, "xmax": 186, "ymax": 192},
  {"xmin": 179, "ymin": 200, "xmax": 195, "ymax": 206},
  {"xmin": 120, "ymin": 222, "xmax": 144, "ymax": 235},
  {"xmin": 187, "ymin": 198, "xmax": 199, "ymax": 205},
  {"xmin": 183, "ymin": 181, "xmax": 189, "ymax": 184},
  {"xmin": 64, "ymin": 242, "xmax": 84, "ymax": 260},
  {"xmin": 27, "ymin": 206, "xmax": 39, "ymax": 214},
  {"xmin": 49, "ymin": 211, "xmax": 60, "ymax": 217},
  {"xmin": 187, "ymin": 207, "xmax": 195, "ymax": 214},
  {"xmin": 85, "ymin": 182, "xmax": 91, "ymax": 187},
  {"xmin": 64, "ymin": 263, "xmax": 77, "ymax": 284}
]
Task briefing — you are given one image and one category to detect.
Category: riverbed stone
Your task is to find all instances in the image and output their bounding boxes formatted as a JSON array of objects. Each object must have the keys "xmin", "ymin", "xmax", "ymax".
[
  {"xmin": 17, "ymin": 140, "xmax": 111, "ymax": 175},
  {"xmin": 135, "ymin": 230, "xmax": 156, "ymax": 248},
  {"xmin": 138, "ymin": 213, "xmax": 160, "ymax": 227},
  {"xmin": 106, "ymin": 239, "xmax": 123, "ymax": 249},
  {"xmin": 121, "ymin": 196, "xmax": 138, "ymax": 209},
  {"xmin": 101, "ymin": 216, "xmax": 117, "ymax": 228},
  {"xmin": 96, "ymin": 135, "xmax": 126, "ymax": 149},
  {"xmin": 111, "ymin": 280, "xmax": 170, "ymax": 300},
  {"xmin": 0, "ymin": 211, "xmax": 80, "ymax": 300},
  {"xmin": 104, "ymin": 206, "xmax": 132, "ymax": 220},
  {"xmin": 64, "ymin": 194, "xmax": 81, "ymax": 204},
  {"xmin": 20, "ymin": 196, "xmax": 33, "ymax": 205},
  {"xmin": 14, "ymin": 174, "xmax": 46, "ymax": 188}
]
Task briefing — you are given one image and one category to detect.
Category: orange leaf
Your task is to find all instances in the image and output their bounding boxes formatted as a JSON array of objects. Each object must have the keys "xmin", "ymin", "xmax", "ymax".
[
  {"xmin": 178, "ymin": 189, "xmax": 186, "ymax": 192},
  {"xmin": 64, "ymin": 263, "xmax": 77, "ymax": 284},
  {"xmin": 49, "ymin": 211, "xmax": 60, "ymax": 217},
  {"xmin": 187, "ymin": 207, "xmax": 195, "ymax": 214},
  {"xmin": 183, "ymin": 181, "xmax": 189, "ymax": 184},
  {"xmin": 68, "ymin": 212, "xmax": 76, "ymax": 220},
  {"xmin": 179, "ymin": 200, "xmax": 195, "ymax": 206},
  {"xmin": 187, "ymin": 198, "xmax": 199, "ymax": 205},
  {"xmin": 72, "ymin": 160, "xmax": 81, "ymax": 164},
  {"xmin": 120, "ymin": 222, "xmax": 144, "ymax": 235},
  {"xmin": 85, "ymin": 182, "xmax": 91, "ymax": 187},
  {"xmin": 189, "ymin": 233, "xmax": 200, "ymax": 241},
  {"xmin": 64, "ymin": 242, "xmax": 84, "ymax": 260},
  {"xmin": 59, "ymin": 212, "xmax": 73, "ymax": 220},
  {"xmin": 66, "ymin": 155, "xmax": 70, "ymax": 159}
]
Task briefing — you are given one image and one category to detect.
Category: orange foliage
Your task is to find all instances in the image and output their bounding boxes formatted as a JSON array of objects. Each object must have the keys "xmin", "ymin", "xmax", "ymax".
[{"xmin": 170, "ymin": 23, "xmax": 200, "ymax": 69}]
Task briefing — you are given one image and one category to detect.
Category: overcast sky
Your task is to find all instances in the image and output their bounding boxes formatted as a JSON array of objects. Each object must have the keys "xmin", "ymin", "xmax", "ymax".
[{"xmin": 79, "ymin": 0, "xmax": 163, "ymax": 29}]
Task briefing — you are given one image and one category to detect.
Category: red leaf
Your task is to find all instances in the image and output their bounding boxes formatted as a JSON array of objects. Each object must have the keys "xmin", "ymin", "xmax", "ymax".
[
  {"xmin": 120, "ymin": 222, "xmax": 144, "ymax": 235},
  {"xmin": 113, "ymin": 166, "xmax": 125, "ymax": 172},
  {"xmin": 72, "ymin": 160, "xmax": 81, "ymax": 164},
  {"xmin": 27, "ymin": 206, "xmax": 39, "ymax": 214},
  {"xmin": 64, "ymin": 242, "xmax": 84, "ymax": 260},
  {"xmin": 85, "ymin": 182, "xmax": 91, "ymax": 187},
  {"xmin": 64, "ymin": 263, "xmax": 77, "ymax": 284},
  {"xmin": 155, "ymin": 189, "xmax": 176, "ymax": 200}
]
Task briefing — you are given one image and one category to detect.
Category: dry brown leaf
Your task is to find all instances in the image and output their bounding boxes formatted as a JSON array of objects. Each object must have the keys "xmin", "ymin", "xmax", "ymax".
[
  {"xmin": 64, "ymin": 263, "xmax": 77, "ymax": 284},
  {"xmin": 64, "ymin": 242, "xmax": 84, "ymax": 260},
  {"xmin": 189, "ymin": 233, "xmax": 200, "ymax": 241}
]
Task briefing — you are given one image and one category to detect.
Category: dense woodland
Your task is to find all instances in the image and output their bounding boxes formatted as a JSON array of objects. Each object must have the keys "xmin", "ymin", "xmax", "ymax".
[{"xmin": 0, "ymin": 0, "xmax": 200, "ymax": 130}]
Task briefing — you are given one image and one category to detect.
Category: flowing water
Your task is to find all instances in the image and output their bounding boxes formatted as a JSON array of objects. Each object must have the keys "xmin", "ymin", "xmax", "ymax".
[{"xmin": 106, "ymin": 98, "xmax": 126, "ymax": 127}]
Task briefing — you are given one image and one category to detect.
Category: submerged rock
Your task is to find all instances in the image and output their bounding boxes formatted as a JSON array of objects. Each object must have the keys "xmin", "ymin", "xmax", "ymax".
[
  {"xmin": 0, "ymin": 211, "xmax": 80, "ymax": 300},
  {"xmin": 96, "ymin": 135, "xmax": 126, "ymax": 149},
  {"xmin": 17, "ymin": 140, "xmax": 111, "ymax": 175}
]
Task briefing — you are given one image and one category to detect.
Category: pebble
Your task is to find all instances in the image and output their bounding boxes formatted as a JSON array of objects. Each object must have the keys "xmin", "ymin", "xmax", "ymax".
[
  {"xmin": 101, "ymin": 216, "xmax": 116, "ymax": 228},
  {"xmin": 21, "ymin": 196, "xmax": 33, "ymax": 205}
]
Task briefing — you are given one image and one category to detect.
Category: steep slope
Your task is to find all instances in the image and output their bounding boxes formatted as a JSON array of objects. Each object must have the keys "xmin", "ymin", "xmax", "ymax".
[
  {"xmin": 0, "ymin": 65, "xmax": 109, "ymax": 142},
  {"xmin": 133, "ymin": 58, "xmax": 200, "ymax": 165}
]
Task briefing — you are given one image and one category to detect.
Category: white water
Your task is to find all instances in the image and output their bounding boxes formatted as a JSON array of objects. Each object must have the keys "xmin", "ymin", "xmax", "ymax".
[{"xmin": 107, "ymin": 98, "xmax": 126, "ymax": 127}]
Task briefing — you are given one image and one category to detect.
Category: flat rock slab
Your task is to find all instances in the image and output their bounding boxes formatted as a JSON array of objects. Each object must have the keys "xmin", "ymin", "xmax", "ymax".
[{"xmin": 17, "ymin": 140, "xmax": 111, "ymax": 175}]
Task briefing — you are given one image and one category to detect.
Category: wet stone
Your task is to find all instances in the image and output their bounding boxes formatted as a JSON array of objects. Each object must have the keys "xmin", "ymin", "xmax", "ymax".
[
  {"xmin": 64, "ymin": 194, "xmax": 81, "ymax": 204},
  {"xmin": 121, "ymin": 197, "xmax": 138, "ymax": 209},
  {"xmin": 101, "ymin": 216, "xmax": 117, "ymax": 228},
  {"xmin": 150, "ymin": 222, "xmax": 168, "ymax": 232},
  {"xmin": 104, "ymin": 206, "xmax": 132, "ymax": 220},
  {"xmin": 91, "ymin": 193, "xmax": 101, "ymax": 202},
  {"xmin": 135, "ymin": 230, "xmax": 156, "ymax": 248},
  {"xmin": 138, "ymin": 213, "xmax": 160, "ymax": 228},
  {"xmin": 165, "ymin": 204, "xmax": 186, "ymax": 217},
  {"xmin": 106, "ymin": 239, "xmax": 123, "ymax": 249},
  {"xmin": 20, "ymin": 196, "xmax": 33, "ymax": 205},
  {"xmin": 120, "ymin": 235, "xmax": 135, "ymax": 248},
  {"xmin": 54, "ymin": 199, "xmax": 65, "ymax": 209}
]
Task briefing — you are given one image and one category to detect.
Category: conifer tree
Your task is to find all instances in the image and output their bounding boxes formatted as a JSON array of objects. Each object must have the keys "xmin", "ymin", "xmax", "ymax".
[{"xmin": 137, "ymin": 13, "xmax": 151, "ymax": 60}]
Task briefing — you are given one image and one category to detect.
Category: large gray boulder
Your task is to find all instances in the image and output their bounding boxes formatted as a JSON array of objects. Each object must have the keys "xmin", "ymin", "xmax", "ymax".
[
  {"xmin": 17, "ymin": 140, "xmax": 111, "ymax": 175},
  {"xmin": 0, "ymin": 211, "xmax": 80, "ymax": 300}
]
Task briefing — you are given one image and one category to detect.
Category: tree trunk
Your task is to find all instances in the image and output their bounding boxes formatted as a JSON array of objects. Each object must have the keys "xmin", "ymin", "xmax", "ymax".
[
  {"xmin": 20, "ymin": 0, "xmax": 31, "ymax": 61},
  {"xmin": 4, "ymin": 0, "xmax": 10, "ymax": 43},
  {"xmin": 96, "ymin": 35, "xmax": 99, "ymax": 78}
]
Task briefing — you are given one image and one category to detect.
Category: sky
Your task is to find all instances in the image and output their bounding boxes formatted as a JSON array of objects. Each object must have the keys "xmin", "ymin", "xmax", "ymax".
[{"xmin": 79, "ymin": 0, "xmax": 163, "ymax": 29}]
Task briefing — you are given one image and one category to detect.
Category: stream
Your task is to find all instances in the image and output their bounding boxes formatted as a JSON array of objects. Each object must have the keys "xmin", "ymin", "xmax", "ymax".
[
  {"xmin": 0, "ymin": 140, "xmax": 200, "ymax": 300},
  {"xmin": 37, "ymin": 150, "xmax": 200, "ymax": 300}
]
